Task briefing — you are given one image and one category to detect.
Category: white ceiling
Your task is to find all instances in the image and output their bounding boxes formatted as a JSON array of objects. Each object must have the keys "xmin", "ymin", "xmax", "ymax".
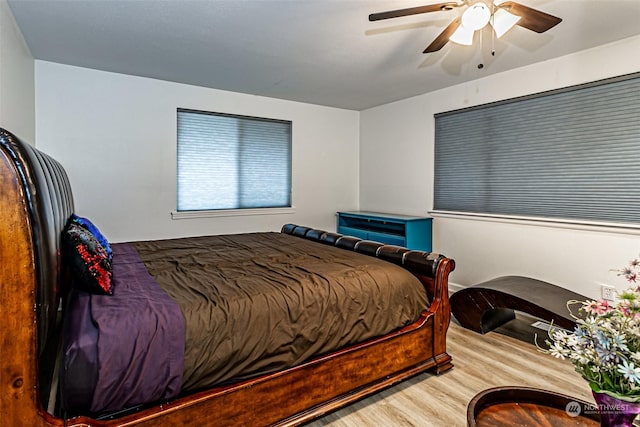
[{"xmin": 8, "ymin": 0, "xmax": 640, "ymax": 111}]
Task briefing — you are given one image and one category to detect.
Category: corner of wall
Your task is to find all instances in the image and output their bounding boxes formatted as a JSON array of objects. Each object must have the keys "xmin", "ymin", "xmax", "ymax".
[{"xmin": 0, "ymin": 0, "xmax": 35, "ymax": 143}]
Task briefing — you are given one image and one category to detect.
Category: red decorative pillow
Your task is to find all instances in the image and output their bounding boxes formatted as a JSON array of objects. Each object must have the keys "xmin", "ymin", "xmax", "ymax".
[{"xmin": 63, "ymin": 222, "xmax": 113, "ymax": 295}]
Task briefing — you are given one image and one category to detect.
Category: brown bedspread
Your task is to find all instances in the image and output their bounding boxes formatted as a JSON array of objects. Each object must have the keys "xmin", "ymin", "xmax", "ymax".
[{"xmin": 131, "ymin": 232, "xmax": 428, "ymax": 391}]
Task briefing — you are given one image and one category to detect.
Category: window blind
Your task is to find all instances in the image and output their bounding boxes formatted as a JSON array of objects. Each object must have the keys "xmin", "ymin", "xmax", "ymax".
[
  {"xmin": 434, "ymin": 73, "xmax": 640, "ymax": 225},
  {"xmin": 177, "ymin": 109, "xmax": 292, "ymax": 211}
]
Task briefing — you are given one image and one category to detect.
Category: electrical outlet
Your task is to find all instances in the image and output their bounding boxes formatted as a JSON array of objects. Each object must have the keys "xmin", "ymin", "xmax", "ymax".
[{"xmin": 601, "ymin": 284, "xmax": 617, "ymax": 301}]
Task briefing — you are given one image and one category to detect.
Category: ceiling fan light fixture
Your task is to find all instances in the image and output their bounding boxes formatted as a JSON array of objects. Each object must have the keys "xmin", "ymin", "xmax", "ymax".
[
  {"xmin": 449, "ymin": 25, "xmax": 475, "ymax": 45},
  {"xmin": 491, "ymin": 8, "xmax": 521, "ymax": 38},
  {"xmin": 368, "ymin": 0, "xmax": 563, "ymax": 54},
  {"xmin": 461, "ymin": 2, "xmax": 491, "ymax": 31}
]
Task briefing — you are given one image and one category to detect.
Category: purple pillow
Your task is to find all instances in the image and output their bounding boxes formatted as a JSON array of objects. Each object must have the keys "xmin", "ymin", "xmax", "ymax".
[{"xmin": 63, "ymin": 222, "xmax": 113, "ymax": 295}]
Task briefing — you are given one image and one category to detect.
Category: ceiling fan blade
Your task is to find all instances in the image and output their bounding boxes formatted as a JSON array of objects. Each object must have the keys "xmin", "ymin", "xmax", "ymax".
[
  {"xmin": 369, "ymin": 2, "xmax": 460, "ymax": 21},
  {"xmin": 498, "ymin": 1, "xmax": 562, "ymax": 33},
  {"xmin": 424, "ymin": 17, "xmax": 461, "ymax": 53}
]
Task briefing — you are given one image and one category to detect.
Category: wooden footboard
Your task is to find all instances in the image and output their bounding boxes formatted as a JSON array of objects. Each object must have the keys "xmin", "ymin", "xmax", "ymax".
[{"xmin": 0, "ymin": 127, "xmax": 455, "ymax": 427}]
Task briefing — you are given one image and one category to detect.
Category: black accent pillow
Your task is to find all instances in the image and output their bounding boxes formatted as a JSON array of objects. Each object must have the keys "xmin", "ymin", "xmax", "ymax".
[
  {"xmin": 71, "ymin": 214, "xmax": 112, "ymax": 261},
  {"xmin": 63, "ymin": 222, "xmax": 113, "ymax": 295}
]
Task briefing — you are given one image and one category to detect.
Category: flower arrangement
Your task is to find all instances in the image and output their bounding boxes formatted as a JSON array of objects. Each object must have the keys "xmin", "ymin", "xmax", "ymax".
[{"xmin": 540, "ymin": 257, "xmax": 640, "ymax": 402}]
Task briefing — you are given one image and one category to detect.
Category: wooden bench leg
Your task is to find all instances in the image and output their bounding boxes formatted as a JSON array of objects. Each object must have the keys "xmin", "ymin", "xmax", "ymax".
[{"xmin": 450, "ymin": 291, "xmax": 515, "ymax": 334}]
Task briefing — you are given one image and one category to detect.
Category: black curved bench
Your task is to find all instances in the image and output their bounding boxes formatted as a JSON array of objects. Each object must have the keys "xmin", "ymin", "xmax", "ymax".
[{"xmin": 450, "ymin": 276, "xmax": 588, "ymax": 334}]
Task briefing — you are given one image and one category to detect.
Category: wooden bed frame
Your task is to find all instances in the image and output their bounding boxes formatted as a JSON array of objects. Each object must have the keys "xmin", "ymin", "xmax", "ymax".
[{"xmin": 0, "ymin": 127, "xmax": 455, "ymax": 426}]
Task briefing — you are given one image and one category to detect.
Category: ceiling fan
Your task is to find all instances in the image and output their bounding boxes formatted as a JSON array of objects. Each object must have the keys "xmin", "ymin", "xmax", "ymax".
[{"xmin": 369, "ymin": 1, "xmax": 562, "ymax": 54}]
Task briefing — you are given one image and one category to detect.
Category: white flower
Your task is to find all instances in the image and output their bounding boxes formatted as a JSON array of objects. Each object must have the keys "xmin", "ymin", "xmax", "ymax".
[
  {"xmin": 618, "ymin": 360, "xmax": 640, "ymax": 384},
  {"xmin": 548, "ymin": 342, "xmax": 570, "ymax": 360}
]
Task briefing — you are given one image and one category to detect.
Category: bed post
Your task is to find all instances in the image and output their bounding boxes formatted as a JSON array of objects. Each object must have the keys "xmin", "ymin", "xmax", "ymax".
[
  {"xmin": 0, "ymin": 144, "xmax": 54, "ymax": 426},
  {"xmin": 429, "ymin": 257, "xmax": 455, "ymax": 373}
]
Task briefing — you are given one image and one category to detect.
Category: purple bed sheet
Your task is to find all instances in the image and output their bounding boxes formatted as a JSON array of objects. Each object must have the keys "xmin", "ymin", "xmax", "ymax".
[{"xmin": 61, "ymin": 243, "xmax": 185, "ymax": 414}]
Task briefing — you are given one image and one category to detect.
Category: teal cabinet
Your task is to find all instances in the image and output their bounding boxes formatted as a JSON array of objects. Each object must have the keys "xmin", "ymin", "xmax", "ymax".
[{"xmin": 336, "ymin": 211, "xmax": 432, "ymax": 251}]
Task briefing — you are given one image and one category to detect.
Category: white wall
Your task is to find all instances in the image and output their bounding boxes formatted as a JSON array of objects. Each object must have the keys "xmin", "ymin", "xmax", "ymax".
[
  {"xmin": 0, "ymin": 0, "xmax": 34, "ymax": 142},
  {"xmin": 35, "ymin": 61, "xmax": 359, "ymax": 242},
  {"xmin": 360, "ymin": 35, "xmax": 640, "ymax": 298}
]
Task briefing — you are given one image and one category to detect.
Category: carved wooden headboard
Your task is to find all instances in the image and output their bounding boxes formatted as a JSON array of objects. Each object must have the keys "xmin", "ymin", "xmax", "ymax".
[{"xmin": 0, "ymin": 128, "xmax": 74, "ymax": 422}]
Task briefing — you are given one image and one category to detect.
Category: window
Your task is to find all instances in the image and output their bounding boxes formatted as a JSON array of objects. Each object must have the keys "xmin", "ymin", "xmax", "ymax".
[
  {"xmin": 177, "ymin": 109, "xmax": 292, "ymax": 212},
  {"xmin": 433, "ymin": 73, "xmax": 640, "ymax": 226}
]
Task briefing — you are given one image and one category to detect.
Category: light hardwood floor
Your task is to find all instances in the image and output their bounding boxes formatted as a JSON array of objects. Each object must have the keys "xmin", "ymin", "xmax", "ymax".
[{"xmin": 307, "ymin": 320, "xmax": 593, "ymax": 426}]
